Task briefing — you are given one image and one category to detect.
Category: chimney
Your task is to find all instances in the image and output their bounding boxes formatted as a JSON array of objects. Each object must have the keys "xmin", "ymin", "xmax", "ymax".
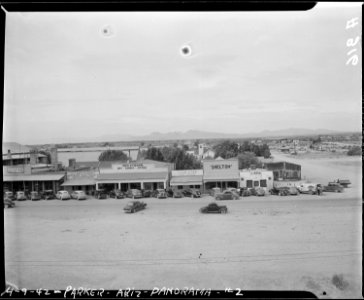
[
  {"xmin": 29, "ymin": 149, "xmax": 38, "ymax": 165},
  {"xmin": 50, "ymin": 148, "xmax": 58, "ymax": 170},
  {"xmin": 69, "ymin": 158, "xmax": 76, "ymax": 170},
  {"xmin": 7, "ymin": 150, "xmax": 12, "ymax": 166}
]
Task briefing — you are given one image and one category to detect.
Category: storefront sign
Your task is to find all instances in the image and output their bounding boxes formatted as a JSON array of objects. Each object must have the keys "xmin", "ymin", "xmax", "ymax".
[
  {"xmin": 203, "ymin": 159, "xmax": 239, "ymax": 180},
  {"xmin": 211, "ymin": 164, "xmax": 232, "ymax": 170},
  {"xmin": 115, "ymin": 163, "xmax": 147, "ymax": 170},
  {"xmin": 172, "ymin": 170, "xmax": 203, "ymax": 176}
]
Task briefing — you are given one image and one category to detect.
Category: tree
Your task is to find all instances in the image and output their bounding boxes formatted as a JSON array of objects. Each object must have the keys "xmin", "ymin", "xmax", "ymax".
[
  {"xmin": 237, "ymin": 152, "xmax": 262, "ymax": 169},
  {"xmin": 144, "ymin": 147, "xmax": 164, "ymax": 161},
  {"xmin": 213, "ymin": 140, "xmax": 239, "ymax": 159},
  {"xmin": 183, "ymin": 144, "xmax": 189, "ymax": 151},
  {"xmin": 98, "ymin": 150, "xmax": 128, "ymax": 161},
  {"xmin": 347, "ymin": 146, "xmax": 362, "ymax": 156},
  {"xmin": 39, "ymin": 150, "xmax": 51, "ymax": 164}
]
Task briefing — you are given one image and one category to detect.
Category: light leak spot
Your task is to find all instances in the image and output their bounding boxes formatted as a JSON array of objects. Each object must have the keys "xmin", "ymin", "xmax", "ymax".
[
  {"xmin": 101, "ymin": 25, "xmax": 114, "ymax": 37},
  {"xmin": 180, "ymin": 45, "xmax": 192, "ymax": 57}
]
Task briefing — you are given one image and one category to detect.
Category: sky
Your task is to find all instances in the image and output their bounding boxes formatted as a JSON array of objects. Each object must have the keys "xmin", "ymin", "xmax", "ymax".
[{"xmin": 3, "ymin": 3, "xmax": 362, "ymax": 145}]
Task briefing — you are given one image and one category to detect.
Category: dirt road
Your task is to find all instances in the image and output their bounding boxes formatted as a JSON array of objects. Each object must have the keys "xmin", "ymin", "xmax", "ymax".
[{"xmin": 4, "ymin": 194, "xmax": 361, "ymax": 298}]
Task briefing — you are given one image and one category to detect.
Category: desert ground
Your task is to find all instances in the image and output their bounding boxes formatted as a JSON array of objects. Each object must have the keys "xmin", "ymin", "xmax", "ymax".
[{"xmin": 4, "ymin": 152, "xmax": 362, "ymax": 298}]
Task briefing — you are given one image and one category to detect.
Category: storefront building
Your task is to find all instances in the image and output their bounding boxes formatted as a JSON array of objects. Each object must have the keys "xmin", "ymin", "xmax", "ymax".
[
  {"xmin": 202, "ymin": 158, "xmax": 240, "ymax": 191},
  {"xmin": 239, "ymin": 169, "xmax": 274, "ymax": 191},
  {"xmin": 265, "ymin": 161, "xmax": 301, "ymax": 180},
  {"xmin": 61, "ymin": 170, "xmax": 96, "ymax": 195},
  {"xmin": 170, "ymin": 170, "xmax": 203, "ymax": 189},
  {"xmin": 95, "ymin": 160, "xmax": 173, "ymax": 191},
  {"xmin": 3, "ymin": 173, "xmax": 66, "ymax": 194}
]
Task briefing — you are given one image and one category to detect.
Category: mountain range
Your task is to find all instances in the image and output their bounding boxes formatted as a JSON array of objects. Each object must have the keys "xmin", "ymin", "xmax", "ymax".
[{"xmin": 95, "ymin": 128, "xmax": 344, "ymax": 142}]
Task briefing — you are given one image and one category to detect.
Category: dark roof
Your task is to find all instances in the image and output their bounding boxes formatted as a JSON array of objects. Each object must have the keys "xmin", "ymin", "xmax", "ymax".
[
  {"xmin": 96, "ymin": 172, "xmax": 168, "ymax": 181},
  {"xmin": 62, "ymin": 178, "xmax": 96, "ymax": 186},
  {"xmin": 3, "ymin": 173, "xmax": 66, "ymax": 182},
  {"xmin": 170, "ymin": 175, "xmax": 203, "ymax": 185}
]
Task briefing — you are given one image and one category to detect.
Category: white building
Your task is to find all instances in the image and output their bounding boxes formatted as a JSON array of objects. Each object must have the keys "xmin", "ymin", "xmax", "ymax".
[{"xmin": 239, "ymin": 169, "xmax": 274, "ymax": 192}]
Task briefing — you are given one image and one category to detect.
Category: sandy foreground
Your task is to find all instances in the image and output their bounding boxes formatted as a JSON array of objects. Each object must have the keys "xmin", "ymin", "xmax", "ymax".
[{"xmin": 4, "ymin": 153, "xmax": 362, "ymax": 298}]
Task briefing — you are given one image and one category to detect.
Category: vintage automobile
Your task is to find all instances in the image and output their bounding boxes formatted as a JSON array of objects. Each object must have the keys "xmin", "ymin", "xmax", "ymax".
[
  {"xmin": 239, "ymin": 188, "xmax": 251, "ymax": 197},
  {"xmin": 323, "ymin": 182, "xmax": 344, "ymax": 193},
  {"xmin": 182, "ymin": 188, "xmax": 201, "ymax": 198},
  {"xmin": 254, "ymin": 187, "xmax": 265, "ymax": 196},
  {"xmin": 16, "ymin": 191, "xmax": 28, "ymax": 201},
  {"xmin": 125, "ymin": 189, "xmax": 143, "ymax": 199},
  {"xmin": 30, "ymin": 191, "xmax": 42, "ymax": 201},
  {"xmin": 270, "ymin": 187, "xmax": 290, "ymax": 196},
  {"xmin": 200, "ymin": 202, "xmax": 228, "ymax": 214},
  {"xmin": 56, "ymin": 190, "xmax": 71, "ymax": 200},
  {"xmin": 336, "ymin": 179, "xmax": 351, "ymax": 188},
  {"xmin": 4, "ymin": 198, "xmax": 15, "ymax": 208},
  {"xmin": 153, "ymin": 189, "xmax": 167, "ymax": 199},
  {"xmin": 109, "ymin": 189, "xmax": 124, "ymax": 199},
  {"xmin": 95, "ymin": 189, "xmax": 108, "ymax": 199},
  {"xmin": 141, "ymin": 189, "xmax": 153, "ymax": 198},
  {"xmin": 4, "ymin": 191, "xmax": 15, "ymax": 201},
  {"xmin": 226, "ymin": 187, "xmax": 241, "ymax": 194},
  {"xmin": 215, "ymin": 190, "xmax": 239, "ymax": 200},
  {"xmin": 296, "ymin": 183, "xmax": 318, "ymax": 195},
  {"xmin": 41, "ymin": 190, "xmax": 55, "ymax": 200},
  {"xmin": 210, "ymin": 187, "xmax": 221, "ymax": 197},
  {"xmin": 172, "ymin": 190, "xmax": 183, "ymax": 198},
  {"xmin": 123, "ymin": 201, "xmax": 147, "ymax": 213},
  {"xmin": 71, "ymin": 190, "xmax": 87, "ymax": 200}
]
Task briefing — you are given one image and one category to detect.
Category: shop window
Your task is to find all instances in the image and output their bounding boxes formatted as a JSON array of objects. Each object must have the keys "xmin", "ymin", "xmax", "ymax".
[
  {"xmin": 189, "ymin": 185, "xmax": 194, "ymax": 188},
  {"xmin": 254, "ymin": 181, "xmax": 259, "ymax": 187},
  {"xmin": 178, "ymin": 185, "xmax": 183, "ymax": 190},
  {"xmin": 246, "ymin": 180, "xmax": 253, "ymax": 188},
  {"xmin": 268, "ymin": 177, "xmax": 272, "ymax": 180},
  {"xmin": 260, "ymin": 180, "xmax": 267, "ymax": 187}
]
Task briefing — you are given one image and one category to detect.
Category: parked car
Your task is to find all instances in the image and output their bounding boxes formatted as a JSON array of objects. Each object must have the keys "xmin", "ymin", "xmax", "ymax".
[
  {"xmin": 30, "ymin": 191, "xmax": 42, "ymax": 201},
  {"xmin": 215, "ymin": 190, "xmax": 239, "ymax": 200},
  {"xmin": 141, "ymin": 189, "xmax": 153, "ymax": 198},
  {"xmin": 71, "ymin": 190, "xmax": 87, "ymax": 200},
  {"xmin": 4, "ymin": 191, "xmax": 15, "ymax": 201},
  {"xmin": 95, "ymin": 189, "xmax": 108, "ymax": 199},
  {"xmin": 248, "ymin": 188, "xmax": 257, "ymax": 196},
  {"xmin": 270, "ymin": 187, "xmax": 289, "ymax": 196},
  {"xmin": 296, "ymin": 183, "xmax": 318, "ymax": 195},
  {"xmin": 254, "ymin": 187, "xmax": 265, "ymax": 196},
  {"xmin": 56, "ymin": 190, "xmax": 71, "ymax": 200},
  {"xmin": 323, "ymin": 182, "xmax": 344, "ymax": 193},
  {"xmin": 240, "ymin": 188, "xmax": 251, "ymax": 197},
  {"xmin": 126, "ymin": 189, "xmax": 143, "ymax": 199},
  {"xmin": 336, "ymin": 179, "xmax": 351, "ymax": 188},
  {"xmin": 109, "ymin": 189, "xmax": 124, "ymax": 199},
  {"xmin": 226, "ymin": 187, "xmax": 240, "ymax": 194},
  {"xmin": 123, "ymin": 201, "xmax": 147, "ymax": 213},
  {"xmin": 4, "ymin": 198, "xmax": 15, "ymax": 208},
  {"xmin": 182, "ymin": 188, "xmax": 201, "ymax": 198},
  {"xmin": 288, "ymin": 186, "xmax": 299, "ymax": 195},
  {"xmin": 41, "ymin": 190, "xmax": 55, "ymax": 200},
  {"xmin": 172, "ymin": 190, "xmax": 183, "ymax": 198},
  {"xmin": 153, "ymin": 189, "xmax": 167, "ymax": 199},
  {"xmin": 16, "ymin": 191, "xmax": 27, "ymax": 201},
  {"xmin": 200, "ymin": 202, "xmax": 228, "ymax": 214},
  {"xmin": 210, "ymin": 187, "xmax": 221, "ymax": 197}
]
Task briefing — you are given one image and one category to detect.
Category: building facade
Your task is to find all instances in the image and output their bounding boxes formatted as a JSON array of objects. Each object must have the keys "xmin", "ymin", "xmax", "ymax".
[
  {"xmin": 239, "ymin": 169, "xmax": 274, "ymax": 191},
  {"xmin": 265, "ymin": 161, "xmax": 301, "ymax": 180},
  {"xmin": 202, "ymin": 158, "xmax": 240, "ymax": 190}
]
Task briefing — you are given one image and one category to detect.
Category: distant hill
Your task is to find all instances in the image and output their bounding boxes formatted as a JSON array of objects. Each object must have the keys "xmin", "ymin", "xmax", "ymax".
[
  {"xmin": 113, "ymin": 128, "xmax": 344, "ymax": 141},
  {"xmin": 2, "ymin": 142, "xmax": 33, "ymax": 154}
]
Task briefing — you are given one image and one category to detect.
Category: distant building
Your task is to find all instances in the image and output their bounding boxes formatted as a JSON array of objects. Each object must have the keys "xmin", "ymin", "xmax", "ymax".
[
  {"xmin": 240, "ymin": 169, "xmax": 274, "ymax": 192},
  {"xmin": 265, "ymin": 161, "xmax": 301, "ymax": 180}
]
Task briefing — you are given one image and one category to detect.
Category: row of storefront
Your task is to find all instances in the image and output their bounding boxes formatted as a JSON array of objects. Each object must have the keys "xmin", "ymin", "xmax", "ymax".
[{"xmin": 3, "ymin": 156, "xmax": 301, "ymax": 195}]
